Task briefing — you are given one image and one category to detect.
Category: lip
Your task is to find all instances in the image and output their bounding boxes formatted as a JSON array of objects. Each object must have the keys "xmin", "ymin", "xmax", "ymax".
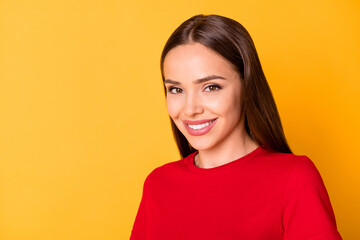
[{"xmin": 183, "ymin": 118, "xmax": 218, "ymax": 136}]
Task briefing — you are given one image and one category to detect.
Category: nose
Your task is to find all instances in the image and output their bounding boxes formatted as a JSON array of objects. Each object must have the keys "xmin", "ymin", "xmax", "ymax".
[{"xmin": 184, "ymin": 91, "xmax": 203, "ymax": 116}]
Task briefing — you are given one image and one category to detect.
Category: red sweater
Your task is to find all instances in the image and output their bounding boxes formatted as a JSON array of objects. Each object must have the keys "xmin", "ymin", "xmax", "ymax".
[{"xmin": 130, "ymin": 146, "xmax": 342, "ymax": 239}]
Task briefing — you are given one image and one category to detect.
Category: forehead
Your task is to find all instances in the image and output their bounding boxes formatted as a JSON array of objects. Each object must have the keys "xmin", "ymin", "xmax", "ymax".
[{"xmin": 163, "ymin": 43, "xmax": 237, "ymax": 81}]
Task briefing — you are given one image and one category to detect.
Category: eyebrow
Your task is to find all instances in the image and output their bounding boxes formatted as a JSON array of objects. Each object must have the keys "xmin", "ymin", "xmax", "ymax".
[{"xmin": 164, "ymin": 75, "xmax": 226, "ymax": 85}]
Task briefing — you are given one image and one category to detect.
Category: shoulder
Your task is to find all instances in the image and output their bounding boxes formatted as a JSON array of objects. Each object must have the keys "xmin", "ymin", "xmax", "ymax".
[
  {"xmin": 272, "ymin": 152, "xmax": 323, "ymax": 187},
  {"xmin": 260, "ymin": 149, "xmax": 312, "ymax": 165},
  {"xmin": 277, "ymin": 154, "xmax": 340, "ymax": 238},
  {"xmin": 284, "ymin": 154, "xmax": 326, "ymax": 195},
  {"xmin": 253, "ymin": 148, "xmax": 319, "ymax": 177},
  {"xmin": 143, "ymin": 153, "xmax": 193, "ymax": 186},
  {"xmin": 250, "ymin": 148, "xmax": 328, "ymax": 196},
  {"xmin": 246, "ymin": 149, "xmax": 328, "ymax": 195},
  {"xmin": 252, "ymin": 150, "xmax": 340, "ymax": 238}
]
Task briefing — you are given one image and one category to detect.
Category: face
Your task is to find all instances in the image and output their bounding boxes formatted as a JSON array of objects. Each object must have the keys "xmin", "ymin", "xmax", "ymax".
[{"xmin": 163, "ymin": 43, "xmax": 246, "ymax": 151}]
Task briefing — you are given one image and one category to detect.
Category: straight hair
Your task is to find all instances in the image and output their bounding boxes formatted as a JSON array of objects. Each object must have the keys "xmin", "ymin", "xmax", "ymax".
[{"xmin": 160, "ymin": 14, "xmax": 292, "ymax": 158}]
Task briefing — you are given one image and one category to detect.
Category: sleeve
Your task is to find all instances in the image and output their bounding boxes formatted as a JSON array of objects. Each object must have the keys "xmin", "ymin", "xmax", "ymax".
[
  {"xmin": 130, "ymin": 175, "xmax": 150, "ymax": 240},
  {"xmin": 282, "ymin": 156, "xmax": 342, "ymax": 240}
]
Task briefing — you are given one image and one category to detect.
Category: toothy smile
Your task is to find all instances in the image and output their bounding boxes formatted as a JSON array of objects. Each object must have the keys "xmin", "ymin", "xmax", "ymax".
[{"xmin": 187, "ymin": 119, "xmax": 216, "ymax": 129}]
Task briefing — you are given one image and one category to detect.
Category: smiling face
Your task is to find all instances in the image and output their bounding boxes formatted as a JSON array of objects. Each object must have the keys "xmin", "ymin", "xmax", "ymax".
[{"xmin": 163, "ymin": 43, "xmax": 246, "ymax": 151}]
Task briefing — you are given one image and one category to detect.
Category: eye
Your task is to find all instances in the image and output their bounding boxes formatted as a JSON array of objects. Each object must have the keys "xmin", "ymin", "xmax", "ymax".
[
  {"xmin": 168, "ymin": 87, "xmax": 183, "ymax": 94},
  {"xmin": 204, "ymin": 84, "xmax": 221, "ymax": 92}
]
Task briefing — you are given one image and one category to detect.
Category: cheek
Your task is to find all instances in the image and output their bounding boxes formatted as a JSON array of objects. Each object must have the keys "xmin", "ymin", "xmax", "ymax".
[
  {"xmin": 166, "ymin": 97, "xmax": 182, "ymax": 120},
  {"xmin": 206, "ymin": 92, "xmax": 241, "ymax": 114},
  {"xmin": 205, "ymin": 92, "xmax": 242, "ymax": 123}
]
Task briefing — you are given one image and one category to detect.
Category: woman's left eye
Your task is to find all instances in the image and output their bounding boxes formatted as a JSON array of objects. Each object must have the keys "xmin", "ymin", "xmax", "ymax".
[{"xmin": 204, "ymin": 85, "xmax": 220, "ymax": 92}]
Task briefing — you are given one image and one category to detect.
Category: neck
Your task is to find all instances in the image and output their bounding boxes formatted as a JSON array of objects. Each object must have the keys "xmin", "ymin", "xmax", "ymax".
[{"xmin": 194, "ymin": 132, "xmax": 259, "ymax": 169}]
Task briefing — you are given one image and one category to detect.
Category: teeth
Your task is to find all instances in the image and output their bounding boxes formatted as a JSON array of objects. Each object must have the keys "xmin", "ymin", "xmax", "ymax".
[{"xmin": 187, "ymin": 120, "xmax": 215, "ymax": 130}]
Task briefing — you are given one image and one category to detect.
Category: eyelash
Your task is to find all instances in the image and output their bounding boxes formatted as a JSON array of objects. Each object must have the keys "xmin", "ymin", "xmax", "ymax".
[
  {"xmin": 204, "ymin": 84, "xmax": 221, "ymax": 92},
  {"xmin": 167, "ymin": 84, "xmax": 222, "ymax": 94},
  {"xmin": 167, "ymin": 87, "xmax": 183, "ymax": 94}
]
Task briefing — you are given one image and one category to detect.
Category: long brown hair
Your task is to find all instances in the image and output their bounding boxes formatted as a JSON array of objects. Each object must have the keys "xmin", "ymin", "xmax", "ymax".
[{"xmin": 160, "ymin": 14, "xmax": 292, "ymax": 158}]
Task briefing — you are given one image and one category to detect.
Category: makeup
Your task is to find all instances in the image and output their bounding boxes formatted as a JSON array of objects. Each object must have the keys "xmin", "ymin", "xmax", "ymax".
[{"xmin": 183, "ymin": 118, "xmax": 218, "ymax": 136}]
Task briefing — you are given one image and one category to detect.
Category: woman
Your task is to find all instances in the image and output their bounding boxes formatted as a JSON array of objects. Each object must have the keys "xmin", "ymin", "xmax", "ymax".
[{"xmin": 130, "ymin": 14, "xmax": 342, "ymax": 239}]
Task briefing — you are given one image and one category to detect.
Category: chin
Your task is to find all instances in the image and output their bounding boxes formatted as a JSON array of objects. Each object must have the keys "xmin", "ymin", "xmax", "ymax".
[{"xmin": 187, "ymin": 138, "xmax": 216, "ymax": 151}]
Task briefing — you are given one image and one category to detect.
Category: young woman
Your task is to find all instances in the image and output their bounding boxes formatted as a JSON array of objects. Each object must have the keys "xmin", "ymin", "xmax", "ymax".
[{"xmin": 130, "ymin": 14, "xmax": 342, "ymax": 239}]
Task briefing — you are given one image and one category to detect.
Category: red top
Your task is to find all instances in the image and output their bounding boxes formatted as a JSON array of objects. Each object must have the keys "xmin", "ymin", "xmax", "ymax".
[{"xmin": 130, "ymin": 146, "xmax": 342, "ymax": 239}]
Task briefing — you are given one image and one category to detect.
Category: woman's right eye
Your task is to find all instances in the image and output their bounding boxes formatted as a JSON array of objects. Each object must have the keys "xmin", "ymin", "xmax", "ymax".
[{"xmin": 168, "ymin": 87, "xmax": 183, "ymax": 94}]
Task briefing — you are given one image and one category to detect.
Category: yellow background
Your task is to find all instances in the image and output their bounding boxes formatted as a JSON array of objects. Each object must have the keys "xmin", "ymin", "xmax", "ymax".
[{"xmin": 0, "ymin": 0, "xmax": 359, "ymax": 239}]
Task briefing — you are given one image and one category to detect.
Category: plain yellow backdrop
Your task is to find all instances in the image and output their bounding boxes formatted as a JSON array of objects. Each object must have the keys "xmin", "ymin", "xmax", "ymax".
[{"xmin": 0, "ymin": 0, "xmax": 359, "ymax": 239}]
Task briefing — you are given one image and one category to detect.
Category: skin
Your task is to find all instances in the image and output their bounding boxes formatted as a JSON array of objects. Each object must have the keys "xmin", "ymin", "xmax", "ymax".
[{"xmin": 163, "ymin": 43, "xmax": 258, "ymax": 169}]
